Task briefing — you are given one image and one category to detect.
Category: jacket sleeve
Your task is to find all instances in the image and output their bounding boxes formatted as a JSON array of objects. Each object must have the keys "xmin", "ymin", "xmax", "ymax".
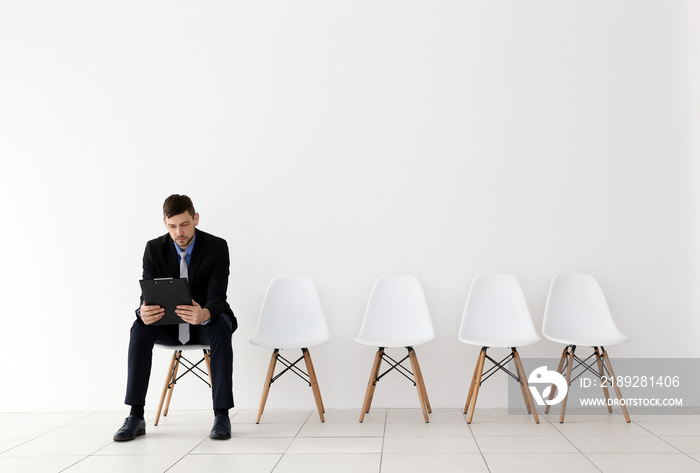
[{"xmin": 201, "ymin": 239, "xmax": 230, "ymax": 321}]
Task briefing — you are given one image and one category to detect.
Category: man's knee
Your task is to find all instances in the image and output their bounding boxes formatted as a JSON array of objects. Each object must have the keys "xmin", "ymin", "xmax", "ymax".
[
  {"xmin": 204, "ymin": 317, "xmax": 234, "ymax": 356},
  {"xmin": 206, "ymin": 315, "xmax": 233, "ymax": 338}
]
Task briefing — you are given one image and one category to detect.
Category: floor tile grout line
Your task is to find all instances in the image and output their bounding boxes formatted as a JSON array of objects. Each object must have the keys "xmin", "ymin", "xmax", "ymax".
[
  {"xmin": 161, "ymin": 432, "xmax": 212, "ymax": 473},
  {"xmin": 459, "ymin": 408, "xmax": 493, "ymax": 471},
  {"xmin": 57, "ymin": 415, "xmax": 100, "ymax": 473},
  {"xmin": 268, "ymin": 409, "xmax": 312, "ymax": 472},
  {"xmin": 378, "ymin": 408, "xmax": 387, "ymax": 473},
  {"xmin": 467, "ymin": 417, "xmax": 493, "ymax": 473},
  {"xmin": 554, "ymin": 421, "xmax": 606, "ymax": 473},
  {"xmin": 0, "ymin": 422, "xmax": 69, "ymax": 456},
  {"xmin": 565, "ymin": 411, "xmax": 650, "ymax": 473},
  {"xmin": 65, "ymin": 412, "xmax": 98, "ymax": 426},
  {"xmin": 633, "ymin": 417, "xmax": 700, "ymax": 463},
  {"xmin": 556, "ymin": 413, "xmax": 700, "ymax": 471},
  {"xmin": 0, "ymin": 413, "xmax": 22, "ymax": 426},
  {"xmin": 57, "ymin": 455, "xmax": 92, "ymax": 473},
  {"xmin": 163, "ymin": 452, "xmax": 190, "ymax": 473},
  {"xmin": 4, "ymin": 409, "xmax": 700, "ymax": 473}
]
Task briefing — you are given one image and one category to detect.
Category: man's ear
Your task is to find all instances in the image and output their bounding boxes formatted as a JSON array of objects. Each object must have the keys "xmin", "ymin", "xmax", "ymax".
[{"xmin": 193, "ymin": 213, "xmax": 200, "ymax": 226}]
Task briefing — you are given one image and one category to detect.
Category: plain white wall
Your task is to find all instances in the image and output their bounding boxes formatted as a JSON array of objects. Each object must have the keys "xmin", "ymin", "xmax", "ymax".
[{"xmin": 1, "ymin": 1, "xmax": 699, "ymax": 412}]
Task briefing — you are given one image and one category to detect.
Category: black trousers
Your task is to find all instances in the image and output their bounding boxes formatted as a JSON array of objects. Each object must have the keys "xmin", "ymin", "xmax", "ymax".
[{"xmin": 124, "ymin": 315, "xmax": 236, "ymax": 410}]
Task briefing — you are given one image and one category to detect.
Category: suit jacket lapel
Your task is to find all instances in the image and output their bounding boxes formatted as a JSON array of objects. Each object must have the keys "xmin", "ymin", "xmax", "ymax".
[
  {"xmin": 165, "ymin": 239, "xmax": 179, "ymax": 277},
  {"xmin": 188, "ymin": 230, "xmax": 204, "ymax": 284}
]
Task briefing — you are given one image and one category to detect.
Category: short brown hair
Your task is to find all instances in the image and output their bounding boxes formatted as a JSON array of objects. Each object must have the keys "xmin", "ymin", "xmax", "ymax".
[{"xmin": 163, "ymin": 194, "xmax": 196, "ymax": 218}]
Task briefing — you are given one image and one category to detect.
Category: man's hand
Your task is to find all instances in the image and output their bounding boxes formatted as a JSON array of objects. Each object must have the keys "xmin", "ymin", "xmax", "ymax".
[
  {"xmin": 140, "ymin": 302, "xmax": 164, "ymax": 325},
  {"xmin": 176, "ymin": 300, "xmax": 211, "ymax": 325}
]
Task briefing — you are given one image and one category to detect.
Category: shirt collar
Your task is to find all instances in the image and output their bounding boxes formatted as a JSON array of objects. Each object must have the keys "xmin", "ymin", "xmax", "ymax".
[{"xmin": 173, "ymin": 233, "xmax": 196, "ymax": 258}]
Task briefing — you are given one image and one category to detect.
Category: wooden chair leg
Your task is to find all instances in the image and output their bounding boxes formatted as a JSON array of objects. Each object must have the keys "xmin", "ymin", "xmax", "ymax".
[
  {"xmin": 256, "ymin": 349, "xmax": 279, "ymax": 424},
  {"xmin": 511, "ymin": 348, "xmax": 532, "ymax": 414},
  {"xmin": 464, "ymin": 349, "xmax": 484, "ymax": 414},
  {"xmin": 545, "ymin": 347, "xmax": 568, "ymax": 414},
  {"xmin": 559, "ymin": 345, "xmax": 575, "ymax": 423},
  {"xmin": 304, "ymin": 349, "xmax": 325, "ymax": 414},
  {"xmin": 594, "ymin": 347, "xmax": 612, "ymax": 413},
  {"xmin": 407, "ymin": 347, "xmax": 430, "ymax": 423},
  {"xmin": 154, "ymin": 350, "xmax": 179, "ymax": 426},
  {"xmin": 467, "ymin": 348, "xmax": 487, "ymax": 423},
  {"xmin": 302, "ymin": 348, "xmax": 325, "ymax": 422},
  {"xmin": 163, "ymin": 351, "xmax": 182, "ymax": 418},
  {"xmin": 360, "ymin": 348, "xmax": 384, "ymax": 422},
  {"xmin": 410, "ymin": 348, "xmax": 432, "ymax": 414},
  {"xmin": 513, "ymin": 348, "xmax": 539, "ymax": 424},
  {"xmin": 203, "ymin": 349, "xmax": 213, "ymax": 389},
  {"xmin": 602, "ymin": 347, "xmax": 631, "ymax": 423},
  {"xmin": 365, "ymin": 348, "xmax": 383, "ymax": 415}
]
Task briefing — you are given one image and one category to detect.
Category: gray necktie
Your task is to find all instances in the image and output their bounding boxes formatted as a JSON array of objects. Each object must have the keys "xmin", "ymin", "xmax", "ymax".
[{"xmin": 178, "ymin": 251, "xmax": 190, "ymax": 344}]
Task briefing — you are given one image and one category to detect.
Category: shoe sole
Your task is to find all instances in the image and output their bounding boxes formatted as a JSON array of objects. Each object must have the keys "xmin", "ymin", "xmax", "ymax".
[{"xmin": 113, "ymin": 429, "xmax": 146, "ymax": 442}]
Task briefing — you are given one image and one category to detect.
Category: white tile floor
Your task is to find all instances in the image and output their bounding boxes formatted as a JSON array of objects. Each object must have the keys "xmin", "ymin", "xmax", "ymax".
[{"xmin": 1, "ymin": 408, "xmax": 700, "ymax": 473}]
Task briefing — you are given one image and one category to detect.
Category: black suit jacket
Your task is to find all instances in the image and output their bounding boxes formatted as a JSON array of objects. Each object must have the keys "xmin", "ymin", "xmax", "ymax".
[{"xmin": 137, "ymin": 228, "xmax": 236, "ymax": 327}]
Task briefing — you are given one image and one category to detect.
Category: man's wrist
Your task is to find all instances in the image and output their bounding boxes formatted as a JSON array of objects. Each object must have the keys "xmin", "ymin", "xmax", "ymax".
[{"xmin": 201, "ymin": 308, "xmax": 212, "ymax": 325}]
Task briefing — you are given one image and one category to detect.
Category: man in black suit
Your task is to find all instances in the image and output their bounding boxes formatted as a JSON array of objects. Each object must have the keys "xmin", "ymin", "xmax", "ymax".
[{"xmin": 114, "ymin": 194, "xmax": 237, "ymax": 441}]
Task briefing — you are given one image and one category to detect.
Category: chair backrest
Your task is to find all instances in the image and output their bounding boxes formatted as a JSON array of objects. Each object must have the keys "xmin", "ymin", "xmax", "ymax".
[
  {"xmin": 542, "ymin": 273, "xmax": 629, "ymax": 346},
  {"xmin": 250, "ymin": 276, "xmax": 330, "ymax": 349},
  {"xmin": 458, "ymin": 273, "xmax": 540, "ymax": 348},
  {"xmin": 355, "ymin": 275, "xmax": 435, "ymax": 347}
]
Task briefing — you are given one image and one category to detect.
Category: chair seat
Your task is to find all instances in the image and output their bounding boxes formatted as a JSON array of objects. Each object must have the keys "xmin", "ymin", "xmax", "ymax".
[
  {"xmin": 543, "ymin": 334, "xmax": 629, "ymax": 347},
  {"xmin": 459, "ymin": 335, "xmax": 541, "ymax": 348},
  {"xmin": 250, "ymin": 335, "xmax": 329, "ymax": 349},
  {"xmin": 155, "ymin": 343, "xmax": 211, "ymax": 351},
  {"xmin": 355, "ymin": 334, "xmax": 435, "ymax": 348}
]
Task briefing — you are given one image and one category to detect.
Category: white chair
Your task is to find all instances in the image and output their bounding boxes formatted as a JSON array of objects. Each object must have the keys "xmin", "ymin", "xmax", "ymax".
[
  {"xmin": 356, "ymin": 275, "xmax": 435, "ymax": 423},
  {"xmin": 542, "ymin": 273, "xmax": 630, "ymax": 423},
  {"xmin": 250, "ymin": 276, "xmax": 329, "ymax": 423},
  {"xmin": 154, "ymin": 343, "xmax": 212, "ymax": 426},
  {"xmin": 459, "ymin": 274, "xmax": 541, "ymax": 423}
]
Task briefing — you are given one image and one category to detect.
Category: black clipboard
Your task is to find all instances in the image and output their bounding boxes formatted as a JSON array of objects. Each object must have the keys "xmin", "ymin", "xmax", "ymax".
[{"xmin": 139, "ymin": 278, "xmax": 192, "ymax": 326}]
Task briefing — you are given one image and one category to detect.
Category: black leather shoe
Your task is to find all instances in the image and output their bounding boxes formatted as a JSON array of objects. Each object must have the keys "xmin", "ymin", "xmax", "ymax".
[
  {"xmin": 209, "ymin": 414, "xmax": 231, "ymax": 439},
  {"xmin": 113, "ymin": 415, "xmax": 146, "ymax": 442}
]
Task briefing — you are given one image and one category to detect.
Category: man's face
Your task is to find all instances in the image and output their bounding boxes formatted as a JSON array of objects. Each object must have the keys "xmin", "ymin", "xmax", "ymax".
[{"xmin": 164, "ymin": 211, "xmax": 199, "ymax": 249}]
